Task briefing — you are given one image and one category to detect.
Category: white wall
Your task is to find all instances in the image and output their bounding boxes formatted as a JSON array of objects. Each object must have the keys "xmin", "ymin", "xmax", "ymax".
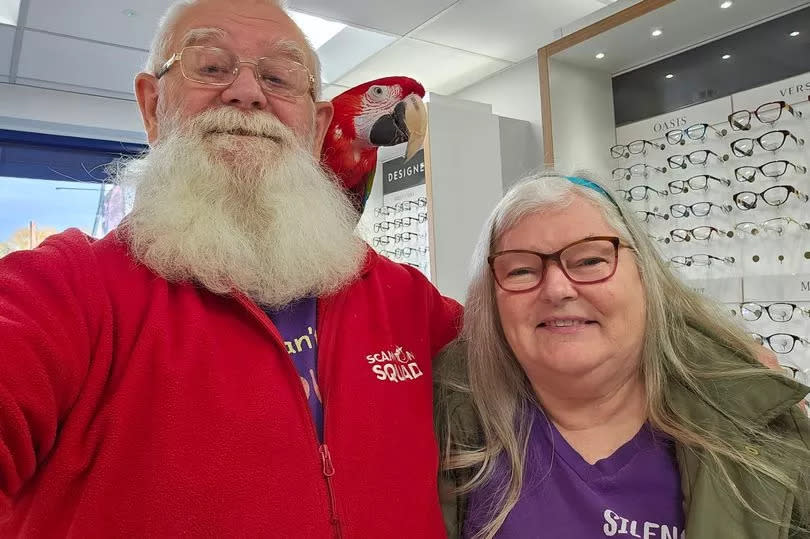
[
  {"xmin": 0, "ymin": 84, "xmax": 145, "ymax": 143},
  {"xmin": 427, "ymin": 94, "xmax": 504, "ymax": 302},
  {"xmin": 453, "ymin": 58, "xmax": 543, "ymax": 184},
  {"xmin": 548, "ymin": 58, "xmax": 614, "ymax": 180}
]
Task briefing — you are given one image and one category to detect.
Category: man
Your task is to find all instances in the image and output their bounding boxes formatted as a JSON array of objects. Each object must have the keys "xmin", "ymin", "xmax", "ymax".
[{"xmin": 0, "ymin": 0, "xmax": 460, "ymax": 536}]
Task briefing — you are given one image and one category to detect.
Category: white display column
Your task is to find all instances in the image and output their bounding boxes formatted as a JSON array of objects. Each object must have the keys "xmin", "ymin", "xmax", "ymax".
[{"xmin": 359, "ymin": 94, "xmax": 506, "ymax": 303}]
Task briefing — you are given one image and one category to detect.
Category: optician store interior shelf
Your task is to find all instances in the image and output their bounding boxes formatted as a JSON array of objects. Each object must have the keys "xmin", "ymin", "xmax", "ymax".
[{"xmin": 610, "ymin": 75, "xmax": 810, "ymax": 369}]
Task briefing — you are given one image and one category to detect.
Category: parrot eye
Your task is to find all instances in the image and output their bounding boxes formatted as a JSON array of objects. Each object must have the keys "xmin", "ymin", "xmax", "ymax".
[{"xmin": 367, "ymin": 85, "xmax": 387, "ymax": 101}]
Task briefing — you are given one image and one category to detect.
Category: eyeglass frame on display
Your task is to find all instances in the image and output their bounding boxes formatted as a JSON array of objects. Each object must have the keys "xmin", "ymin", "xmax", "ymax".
[
  {"xmin": 728, "ymin": 101, "xmax": 803, "ymax": 131},
  {"xmin": 667, "ymin": 226, "xmax": 734, "ymax": 242},
  {"xmin": 669, "ymin": 254, "xmax": 735, "ymax": 267},
  {"xmin": 730, "ymin": 129, "xmax": 805, "ymax": 158},
  {"xmin": 667, "ymin": 174, "xmax": 730, "ymax": 194},
  {"xmin": 735, "ymin": 302, "xmax": 810, "ymax": 322},
  {"xmin": 610, "ymin": 139, "xmax": 665, "ymax": 159},
  {"xmin": 611, "ymin": 163, "xmax": 668, "ymax": 181},
  {"xmin": 635, "ymin": 210, "xmax": 670, "ymax": 222},
  {"xmin": 732, "ymin": 185, "xmax": 809, "ymax": 210},
  {"xmin": 669, "ymin": 201, "xmax": 732, "ymax": 218},
  {"xmin": 734, "ymin": 217, "xmax": 810, "ymax": 236},
  {"xmin": 751, "ymin": 332, "xmax": 810, "ymax": 354},
  {"xmin": 733, "ymin": 159, "xmax": 807, "ymax": 183},
  {"xmin": 665, "ymin": 123, "xmax": 727, "ymax": 146},
  {"xmin": 617, "ymin": 185, "xmax": 669, "ymax": 201},
  {"xmin": 666, "ymin": 149, "xmax": 729, "ymax": 169}
]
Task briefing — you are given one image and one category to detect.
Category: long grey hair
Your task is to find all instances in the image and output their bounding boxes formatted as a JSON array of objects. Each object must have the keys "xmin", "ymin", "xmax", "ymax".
[{"xmin": 438, "ymin": 172, "xmax": 809, "ymax": 538}]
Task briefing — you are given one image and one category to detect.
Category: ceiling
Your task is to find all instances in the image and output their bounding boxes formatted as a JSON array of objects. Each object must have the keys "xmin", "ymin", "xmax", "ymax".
[
  {"xmin": 0, "ymin": 0, "xmax": 618, "ymax": 102},
  {"xmin": 554, "ymin": 0, "xmax": 810, "ymax": 75}
]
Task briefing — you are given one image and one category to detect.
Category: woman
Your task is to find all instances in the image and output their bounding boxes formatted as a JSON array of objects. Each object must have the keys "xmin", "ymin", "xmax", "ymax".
[{"xmin": 435, "ymin": 174, "xmax": 810, "ymax": 538}]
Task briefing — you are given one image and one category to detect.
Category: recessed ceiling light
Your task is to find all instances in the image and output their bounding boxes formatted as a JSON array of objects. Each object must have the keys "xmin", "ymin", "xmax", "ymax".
[
  {"xmin": 121, "ymin": 8, "xmax": 137, "ymax": 17},
  {"xmin": 722, "ymin": 54, "xmax": 731, "ymax": 60},
  {"xmin": 720, "ymin": 1, "xmax": 733, "ymax": 8},
  {"xmin": 595, "ymin": 52, "xmax": 606, "ymax": 59},
  {"xmin": 790, "ymin": 31, "xmax": 801, "ymax": 37},
  {"xmin": 665, "ymin": 73, "xmax": 675, "ymax": 79},
  {"xmin": 651, "ymin": 28, "xmax": 663, "ymax": 37}
]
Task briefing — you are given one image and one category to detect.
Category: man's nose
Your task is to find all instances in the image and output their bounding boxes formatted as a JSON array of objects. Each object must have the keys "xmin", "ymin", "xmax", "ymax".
[{"xmin": 220, "ymin": 63, "xmax": 268, "ymax": 110}]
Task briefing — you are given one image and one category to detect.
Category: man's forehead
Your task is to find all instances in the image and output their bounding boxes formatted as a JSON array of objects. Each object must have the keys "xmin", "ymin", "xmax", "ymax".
[{"xmin": 179, "ymin": 27, "xmax": 306, "ymax": 60}]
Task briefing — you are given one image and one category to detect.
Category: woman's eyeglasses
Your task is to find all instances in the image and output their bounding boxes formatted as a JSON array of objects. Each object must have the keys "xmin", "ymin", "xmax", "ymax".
[
  {"xmin": 730, "ymin": 130, "xmax": 804, "ymax": 157},
  {"xmin": 751, "ymin": 332, "xmax": 810, "ymax": 354},
  {"xmin": 733, "ymin": 160, "xmax": 807, "ymax": 182},
  {"xmin": 669, "ymin": 254, "xmax": 735, "ymax": 267},
  {"xmin": 733, "ymin": 185, "xmax": 808, "ymax": 210},
  {"xmin": 612, "ymin": 164, "xmax": 668, "ymax": 181},
  {"xmin": 728, "ymin": 101, "xmax": 803, "ymax": 131},
  {"xmin": 617, "ymin": 185, "xmax": 668, "ymax": 201},
  {"xmin": 667, "ymin": 150, "xmax": 729, "ymax": 169},
  {"xmin": 667, "ymin": 174, "xmax": 730, "ymax": 194},
  {"xmin": 488, "ymin": 236, "xmax": 629, "ymax": 292},
  {"xmin": 669, "ymin": 202, "xmax": 732, "ymax": 218},
  {"xmin": 665, "ymin": 123, "xmax": 727, "ymax": 145},
  {"xmin": 635, "ymin": 210, "xmax": 670, "ymax": 222},
  {"xmin": 734, "ymin": 302, "xmax": 810, "ymax": 322},
  {"xmin": 610, "ymin": 139, "xmax": 665, "ymax": 159},
  {"xmin": 666, "ymin": 226, "xmax": 733, "ymax": 242}
]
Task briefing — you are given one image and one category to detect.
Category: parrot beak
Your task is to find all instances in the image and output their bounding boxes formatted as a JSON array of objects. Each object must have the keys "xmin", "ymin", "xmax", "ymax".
[
  {"xmin": 402, "ymin": 94, "xmax": 427, "ymax": 162},
  {"xmin": 369, "ymin": 94, "xmax": 427, "ymax": 161}
]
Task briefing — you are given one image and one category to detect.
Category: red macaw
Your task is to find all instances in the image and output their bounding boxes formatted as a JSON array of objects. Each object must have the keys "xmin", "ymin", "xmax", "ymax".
[{"xmin": 321, "ymin": 77, "xmax": 427, "ymax": 215}]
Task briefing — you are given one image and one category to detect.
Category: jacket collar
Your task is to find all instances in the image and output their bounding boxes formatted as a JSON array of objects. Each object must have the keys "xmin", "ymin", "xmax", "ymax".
[{"xmin": 668, "ymin": 358, "xmax": 808, "ymax": 426}]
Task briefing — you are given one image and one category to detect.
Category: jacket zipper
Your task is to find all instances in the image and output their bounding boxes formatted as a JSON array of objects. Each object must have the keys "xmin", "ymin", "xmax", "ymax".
[
  {"xmin": 320, "ymin": 444, "xmax": 342, "ymax": 538},
  {"xmin": 235, "ymin": 294, "xmax": 342, "ymax": 537},
  {"xmin": 317, "ymin": 296, "xmax": 343, "ymax": 538}
]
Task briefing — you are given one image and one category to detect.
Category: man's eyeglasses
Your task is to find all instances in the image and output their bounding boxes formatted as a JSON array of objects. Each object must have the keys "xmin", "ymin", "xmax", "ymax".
[
  {"xmin": 669, "ymin": 202, "xmax": 732, "ymax": 218},
  {"xmin": 751, "ymin": 333, "xmax": 810, "ymax": 354},
  {"xmin": 667, "ymin": 174, "xmax": 730, "ymax": 194},
  {"xmin": 611, "ymin": 164, "xmax": 667, "ymax": 181},
  {"xmin": 733, "ymin": 302, "xmax": 810, "ymax": 322},
  {"xmin": 733, "ymin": 185, "xmax": 808, "ymax": 210},
  {"xmin": 617, "ymin": 185, "xmax": 668, "ymax": 201},
  {"xmin": 734, "ymin": 217, "xmax": 810, "ymax": 236},
  {"xmin": 733, "ymin": 160, "xmax": 806, "ymax": 183},
  {"xmin": 667, "ymin": 150, "xmax": 729, "ymax": 169},
  {"xmin": 669, "ymin": 254, "xmax": 735, "ymax": 267},
  {"xmin": 489, "ymin": 236, "xmax": 629, "ymax": 292},
  {"xmin": 156, "ymin": 45, "xmax": 315, "ymax": 99},
  {"xmin": 730, "ymin": 130, "xmax": 804, "ymax": 158},
  {"xmin": 610, "ymin": 139, "xmax": 665, "ymax": 159},
  {"xmin": 635, "ymin": 210, "xmax": 669, "ymax": 222},
  {"xmin": 728, "ymin": 101, "xmax": 802, "ymax": 131},
  {"xmin": 666, "ymin": 226, "xmax": 733, "ymax": 242},
  {"xmin": 665, "ymin": 123, "xmax": 727, "ymax": 145}
]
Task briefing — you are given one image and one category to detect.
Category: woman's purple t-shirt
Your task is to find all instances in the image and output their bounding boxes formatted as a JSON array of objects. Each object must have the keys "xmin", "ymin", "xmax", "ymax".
[{"xmin": 464, "ymin": 405, "xmax": 685, "ymax": 538}]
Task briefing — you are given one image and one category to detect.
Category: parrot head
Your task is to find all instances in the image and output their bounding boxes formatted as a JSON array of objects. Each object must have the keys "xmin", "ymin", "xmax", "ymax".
[{"xmin": 321, "ymin": 76, "xmax": 427, "ymax": 215}]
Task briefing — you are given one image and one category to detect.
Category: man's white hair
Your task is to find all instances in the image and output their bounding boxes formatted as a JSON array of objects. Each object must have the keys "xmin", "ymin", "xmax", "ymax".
[{"xmin": 145, "ymin": 0, "xmax": 322, "ymax": 99}]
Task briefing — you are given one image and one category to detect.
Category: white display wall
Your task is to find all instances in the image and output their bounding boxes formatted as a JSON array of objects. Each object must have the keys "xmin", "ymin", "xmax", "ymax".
[{"xmin": 613, "ymin": 73, "xmax": 810, "ymax": 376}]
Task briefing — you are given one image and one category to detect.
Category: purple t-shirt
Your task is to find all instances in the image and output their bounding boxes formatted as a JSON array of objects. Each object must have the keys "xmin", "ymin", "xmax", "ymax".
[
  {"xmin": 264, "ymin": 297, "xmax": 323, "ymax": 440},
  {"xmin": 464, "ymin": 404, "xmax": 684, "ymax": 538}
]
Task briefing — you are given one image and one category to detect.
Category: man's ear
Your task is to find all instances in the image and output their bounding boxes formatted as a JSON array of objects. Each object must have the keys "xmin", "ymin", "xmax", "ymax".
[
  {"xmin": 135, "ymin": 72, "xmax": 160, "ymax": 144},
  {"xmin": 311, "ymin": 100, "xmax": 334, "ymax": 157}
]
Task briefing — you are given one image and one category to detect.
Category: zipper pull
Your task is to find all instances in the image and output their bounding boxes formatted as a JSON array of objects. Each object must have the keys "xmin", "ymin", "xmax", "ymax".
[{"xmin": 320, "ymin": 444, "xmax": 335, "ymax": 477}]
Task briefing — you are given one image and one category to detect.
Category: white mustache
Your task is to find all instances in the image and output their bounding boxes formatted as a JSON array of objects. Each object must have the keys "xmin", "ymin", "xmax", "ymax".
[{"xmin": 185, "ymin": 108, "xmax": 296, "ymax": 144}]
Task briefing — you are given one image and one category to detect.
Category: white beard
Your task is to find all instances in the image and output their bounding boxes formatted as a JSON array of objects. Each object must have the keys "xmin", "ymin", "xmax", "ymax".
[{"xmin": 116, "ymin": 107, "xmax": 366, "ymax": 308}]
